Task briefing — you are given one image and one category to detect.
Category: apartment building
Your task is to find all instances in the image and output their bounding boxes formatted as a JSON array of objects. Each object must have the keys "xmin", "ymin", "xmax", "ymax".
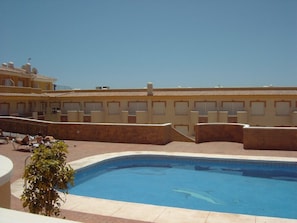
[
  {"xmin": 0, "ymin": 61, "xmax": 56, "ymax": 91},
  {"xmin": 1, "ymin": 63, "xmax": 297, "ymax": 137}
]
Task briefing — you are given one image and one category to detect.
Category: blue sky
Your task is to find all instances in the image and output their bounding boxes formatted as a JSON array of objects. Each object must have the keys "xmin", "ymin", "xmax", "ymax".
[{"xmin": 1, "ymin": 0, "xmax": 296, "ymax": 89}]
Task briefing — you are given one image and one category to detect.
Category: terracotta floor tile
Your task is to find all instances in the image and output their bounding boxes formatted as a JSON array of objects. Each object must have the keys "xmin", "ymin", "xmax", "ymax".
[{"xmin": 2, "ymin": 140, "xmax": 297, "ymax": 223}]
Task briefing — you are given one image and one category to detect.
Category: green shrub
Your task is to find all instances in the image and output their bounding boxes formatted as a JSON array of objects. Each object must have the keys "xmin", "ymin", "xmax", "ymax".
[{"xmin": 21, "ymin": 141, "xmax": 75, "ymax": 217}]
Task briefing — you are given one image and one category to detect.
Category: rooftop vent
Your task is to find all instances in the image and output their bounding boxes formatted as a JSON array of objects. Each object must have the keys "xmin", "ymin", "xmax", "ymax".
[
  {"xmin": 96, "ymin": 86, "xmax": 110, "ymax": 90},
  {"xmin": 8, "ymin": 62, "xmax": 14, "ymax": 69},
  {"xmin": 32, "ymin": 67, "xmax": 38, "ymax": 74},
  {"xmin": 147, "ymin": 82, "xmax": 153, "ymax": 96},
  {"xmin": 23, "ymin": 63, "xmax": 31, "ymax": 73},
  {"xmin": 2, "ymin": 63, "xmax": 8, "ymax": 68}
]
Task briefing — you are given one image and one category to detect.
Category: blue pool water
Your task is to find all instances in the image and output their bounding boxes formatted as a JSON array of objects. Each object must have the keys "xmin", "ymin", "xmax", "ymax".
[{"xmin": 69, "ymin": 155, "xmax": 297, "ymax": 219}]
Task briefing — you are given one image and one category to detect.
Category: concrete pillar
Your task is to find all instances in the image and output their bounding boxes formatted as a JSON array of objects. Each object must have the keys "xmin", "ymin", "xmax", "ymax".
[
  {"xmin": 121, "ymin": 111, "xmax": 128, "ymax": 123},
  {"xmin": 218, "ymin": 111, "xmax": 228, "ymax": 122},
  {"xmin": 78, "ymin": 111, "xmax": 84, "ymax": 122},
  {"xmin": 189, "ymin": 111, "xmax": 199, "ymax": 136},
  {"xmin": 67, "ymin": 111, "xmax": 78, "ymax": 122},
  {"xmin": 32, "ymin": 111, "xmax": 38, "ymax": 119},
  {"xmin": 91, "ymin": 111, "xmax": 104, "ymax": 123},
  {"xmin": 47, "ymin": 110, "xmax": 62, "ymax": 122},
  {"xmin": 292, "ymin": 111, "xmax": 297, "ymax": 126},
  {"xmin": 237, "ymin": 111, "xmax": 248, "ymax": 124},
  {"xmin": 56, "ymin": 110, "xmax": 61, "ymax": 122},
  {"xmin": 44, "ymin": 104, "xmax": 52, "ymax": 121},
  {"xmin": 208, "ymin": 111, "xmax": 218, "ymax": 123},
  {"xmin": 190, "ymin": 111, "xmax": 199, "ymax": 123},
  {"xmin": 136, "ymin": 111, "xmax": 148, "ymax": 123}
]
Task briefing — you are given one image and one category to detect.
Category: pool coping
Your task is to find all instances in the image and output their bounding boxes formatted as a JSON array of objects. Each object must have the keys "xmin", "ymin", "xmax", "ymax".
[{"xmin": 11, "ymin": 151, "xmax": 297, "ymax": 223}]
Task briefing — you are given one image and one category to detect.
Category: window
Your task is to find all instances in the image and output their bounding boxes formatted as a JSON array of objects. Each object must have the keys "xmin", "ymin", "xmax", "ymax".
[
  {"xmin": 50, "ymin": 102, "xmax": 61, "ymax": 113},
  {"xmin": 128, "ymin": 101, "xmax": 147, "ymax": 115},
  {"xmin": 28, "ymin": 102, "xmax": 33, "ymax": 113},
  {"xmin": 108, "ymin": 102, "xmax": 120, "ymax": 115},
  {"xmin": 17, "ymin": 80, "xmax": 24, "ymax": 87},
  {"xmin": 17, "ymin": 102, "xmax": 25, "ymax": 115},
  {"xmin": 152, "ymin": 101, "xmax": 166, "ymax": 115},
  {"xmin": 250, "ymin": 101, "xmax": 265, "ymax": 115},
  {"xmin": 85, "ymin": 102, "xmax": 103, "ymax": 114},
  {"xmin": 194, "ymin": 101, "xmax": 217, "ymax": 115},
  {"xmin": 175, "ymin": 101, "xmax": 189, "ymax": 115},
  {"xmin": 275, "ymin": 101, "xmax": 290, "ymax": 116},
  {"xmin": 0, "ymin": 103, "xmax": 9, "ymax": 115},
  {"xmin": 33, "ymin": 102, "xmax": 46, "ymax": 114},
  {"xmin": 222, "ymin": 101, "xmax": 244, "ymax": 115},
  {"xmin": 63, "ymin": 102, "xmax": 80, "ymax": 113},
  {"xmin": 40, "ymin": 102, "xmax": 47, "ymax": 112}
]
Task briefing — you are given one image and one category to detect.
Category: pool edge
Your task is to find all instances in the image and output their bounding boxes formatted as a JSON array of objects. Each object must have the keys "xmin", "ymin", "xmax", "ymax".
[{"xmin": 12, "ymin": 151, "xmax": 297, "ymax": 223}]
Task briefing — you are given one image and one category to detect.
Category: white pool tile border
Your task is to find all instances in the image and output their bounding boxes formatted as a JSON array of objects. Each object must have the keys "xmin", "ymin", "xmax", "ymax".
[
  {"xmin": 67, "ymin": 151, "xmax": 297, "ymax": 170},
  {"xmin": 12, "ymin": 151, "xmax": 297, "ymax": 223}
]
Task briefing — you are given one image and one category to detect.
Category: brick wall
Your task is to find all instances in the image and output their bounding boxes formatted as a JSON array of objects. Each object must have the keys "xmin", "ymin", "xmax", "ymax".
[
  {"xmin": 1, "ymin": 117, "xmax": 297, "ymax": 150},
  {"xmin": 195, "ymin": 123, "xmax": 246, "ymax": 143},
  {"xmin": 48, "ymin": 122, "xmax": 172, "ymax": 145},
  {"xmin": 243, "ymin": 127, "xmax": 297, "ymax": 150},
  {"xmin": 195, "ymin": 123, "xmax": 297, "ymax": 151},
  {"xmin": 0, "ymin": 117, "xmax": 172, "ymax": 145}
]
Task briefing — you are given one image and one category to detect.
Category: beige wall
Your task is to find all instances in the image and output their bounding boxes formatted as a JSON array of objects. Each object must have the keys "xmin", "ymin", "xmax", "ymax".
[
  {"xmin": 0, "ymin": 66, "xmax": 55, "ymax": 91},
  {"xmin": 1, "ymin": 88, "xmax": 296, "ymax": 137}
]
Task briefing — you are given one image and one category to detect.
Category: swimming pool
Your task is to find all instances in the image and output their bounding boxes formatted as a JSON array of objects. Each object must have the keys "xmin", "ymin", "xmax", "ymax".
[{"xmin": 69, "ymin": 154, "xmax": 297, "ymax": 219}]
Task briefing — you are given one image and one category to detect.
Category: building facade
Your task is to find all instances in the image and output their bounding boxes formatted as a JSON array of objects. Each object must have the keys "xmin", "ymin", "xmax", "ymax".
[
  {"xmin": 1, "ymin": 63, "xmax": 297, "ymax": 137},
  {"xmin": 0, "ymin": 62, "xmax": 56, "ymax": 91}
]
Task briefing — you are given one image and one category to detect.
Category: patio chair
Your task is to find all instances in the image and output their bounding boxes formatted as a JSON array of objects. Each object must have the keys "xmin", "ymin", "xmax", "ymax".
[
  {"xmin": 12, "ymin": 135, "xmax": 38, "ymax": 152},
  {"xmin": 0, "ymin": 129, "xmax": 9, "ymax": 144}
]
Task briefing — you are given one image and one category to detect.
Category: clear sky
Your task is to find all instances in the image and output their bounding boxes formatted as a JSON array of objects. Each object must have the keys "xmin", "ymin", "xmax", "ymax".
[{"xmin": 1, "ymin": 0, "xmax": 296, "ymax": 89}]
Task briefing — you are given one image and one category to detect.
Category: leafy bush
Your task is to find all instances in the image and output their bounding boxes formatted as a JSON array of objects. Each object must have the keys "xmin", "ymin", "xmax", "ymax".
[{"xmin": 21, "ymin": 141, "xmax": 75, "ymax": 217}]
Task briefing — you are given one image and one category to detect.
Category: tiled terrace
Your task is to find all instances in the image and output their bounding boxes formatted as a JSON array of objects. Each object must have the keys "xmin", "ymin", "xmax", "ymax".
[{"xmin": 1, "ymin": 139, "xmax": 297, "ymax": 223}]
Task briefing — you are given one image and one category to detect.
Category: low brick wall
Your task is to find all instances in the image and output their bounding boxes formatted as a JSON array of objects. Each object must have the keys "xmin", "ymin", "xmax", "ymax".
[
  {"xmin": 2, "ymin": 117, "xmax": 297, "ymax": 150},
  {"xmin": 0, "ymin": 117, "xmax": 49, "ymax": 136},
  {"xmin": 195, "ymin": 123, "xmax": 246, "ymax": 143},
  {"xmin": 243, "ymin": 127, "xmax": 297, "ymax": 151},
  {"xmin": 48, "ymin": 122, "xmax": 172, "ymax": 145},
  {"xmin": 0, "ymin": 117, "xmax": 172, "ymax": 145}
]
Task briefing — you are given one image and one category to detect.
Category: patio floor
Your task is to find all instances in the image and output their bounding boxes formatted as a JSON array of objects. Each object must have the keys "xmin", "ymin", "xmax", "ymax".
[{"xmin": 1, "ymin": 139, "xmax": 297, "ymax": 223}]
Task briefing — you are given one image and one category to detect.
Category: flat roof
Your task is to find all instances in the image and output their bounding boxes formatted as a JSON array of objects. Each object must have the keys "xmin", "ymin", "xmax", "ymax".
[{"xmin": 0, "ymin": 87, "xmax": 296, "ymax": 98}]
